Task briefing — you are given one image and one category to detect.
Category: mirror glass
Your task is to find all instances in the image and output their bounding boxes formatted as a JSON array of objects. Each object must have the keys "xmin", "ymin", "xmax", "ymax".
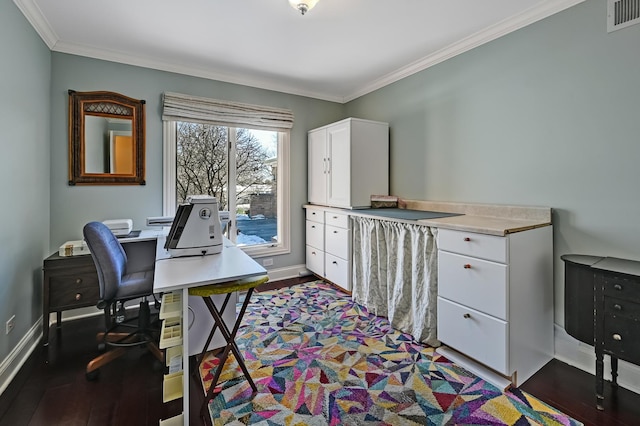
[{"xmin": 68, "ymin": 90, "xmax": 146, "ymax": 185}]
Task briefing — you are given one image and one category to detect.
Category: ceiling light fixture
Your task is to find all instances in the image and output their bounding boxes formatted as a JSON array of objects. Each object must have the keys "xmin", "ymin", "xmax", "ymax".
[{"xmin": 289, "ymin": 0, "xmax": 319, "ymax": 15}]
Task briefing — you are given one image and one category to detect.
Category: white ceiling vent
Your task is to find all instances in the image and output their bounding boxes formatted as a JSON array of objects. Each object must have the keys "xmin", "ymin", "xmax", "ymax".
[{"xmin": 608, "ymin": 0, "xmax": 640, "ymax": 32}]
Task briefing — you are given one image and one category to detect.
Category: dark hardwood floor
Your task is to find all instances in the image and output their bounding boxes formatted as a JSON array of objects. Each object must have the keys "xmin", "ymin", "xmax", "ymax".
[{"xmin": 1, "ymin": 276, "xmax": 638, "ymax": 425}]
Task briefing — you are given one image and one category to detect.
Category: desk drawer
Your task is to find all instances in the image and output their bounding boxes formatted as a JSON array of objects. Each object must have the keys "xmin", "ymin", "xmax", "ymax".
[
  {"xmin": 438, "ymin": 228, "xmax": 507, "ymax": 263},
  {"xmin": 438, "ymin": 297, "xmax": 508, "ymax": 375},
  {"xmin": 438, "ymin": 251, "xmax": 508, "ymax": 320},
  {"xmin": 306, "ymin": 220, "xmax": 324, "ymax": 250},
  {"xmin": 605, "ymin": 296, "xmax": 640, "ymax": 321},
  {"xmin": 49, "ymin": 273, "xmax": 100, "ymax": 309},
  {"xmin": 603, "ymin": 276, "xmax": 640, "ymax": 304},
  {"xmin": 604, "ymin": 313, "xmax": 640, "ymax": 365}
]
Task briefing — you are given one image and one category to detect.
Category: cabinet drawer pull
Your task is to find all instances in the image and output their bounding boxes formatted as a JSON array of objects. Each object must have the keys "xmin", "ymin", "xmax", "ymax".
[
  {"xmin": 614, "ymin": 284, "xmax": 623, "ymax": 291},
  {"xmin": 463, "ymin": 313, "xmax": 471, "ymax": 319},
  {"xmin": 75, "ymin": 278, "xmax": 83, "ymax": 284},
  {"xmin": 614, "ymin": 304, "xmax": 622, "ymax": 311},
  {"xmin": 464, "ymin": 237, "xmax": 471, "ymax": 242},
  {"xmin": 311, "ymin": 251, "xmax": 316, "ymax": 255},
  {"xmin": 333, "ymin": 216, "xmax": 338, "ymax": 219},
  {"xmin": 463, "ymin": 264, "xmax": 471, "ymax": 269},
  {"xmin": 613, "ymin": 333, "xmax": 622, "ymax": 341},
  {"xmin": 333, "ymin": 230, "xmax": 338, "ymax": 234},
  {"xmin": 75, "ymin": 293, "xmax": 82, "ymax": 301},
  {"xmin": 311, "ymin": 225, "xmax": 316, "ymax": 228}
]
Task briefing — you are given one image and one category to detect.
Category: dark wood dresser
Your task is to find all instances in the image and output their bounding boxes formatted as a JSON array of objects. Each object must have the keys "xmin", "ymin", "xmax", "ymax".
[
  {"xmin": 562, "ymin": 254, "xmax": 640, "ymax": 410},
  {"xmin": 42, "ymin": 252, "xmax": 99, "ymax": 346}
]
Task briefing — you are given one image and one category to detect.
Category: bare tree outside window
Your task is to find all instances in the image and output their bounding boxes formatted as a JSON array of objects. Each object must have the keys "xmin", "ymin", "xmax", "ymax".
[{"xmin": 175, "ymin": 122, "xmax": 278, "ymax": 246}]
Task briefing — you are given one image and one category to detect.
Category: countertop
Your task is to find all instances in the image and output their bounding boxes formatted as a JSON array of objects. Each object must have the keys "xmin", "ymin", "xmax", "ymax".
[{"xmin": 305, "ymin": 199, "xmax": 552, "ymax": 236}]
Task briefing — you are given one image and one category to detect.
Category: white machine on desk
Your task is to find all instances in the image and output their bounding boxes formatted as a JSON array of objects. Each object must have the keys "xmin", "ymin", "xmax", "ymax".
[
  {"xmin": 102, "ymin": 219, "xmax": 133, "ymax": 237},
  {"xmin": 164, "ymin": 195, "xmax": 224, "ymax": 257}
]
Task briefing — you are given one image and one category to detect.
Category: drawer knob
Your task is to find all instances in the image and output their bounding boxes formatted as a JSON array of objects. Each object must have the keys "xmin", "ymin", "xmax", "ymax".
[
  {"xmin": 464, "ymin": 237, "xmax": 471, "ymax": 242},
  {"xmin": 75, "ymin": 293, "xmax": 82, "ymax": 301},
  {"xmin": 613, "ymin": 333, "xmax": 622, "ymax": 341},
  {"xmin": 333, "ymin": 261, "xmax": 338, "ymax": 265},
  {"xmin": 333, "ymin": 216, "xmax": 338, "ymax": 219},
  {"xmin": 463, "ymin": 313, "xmax": 471, "ymax": 319},
  {"xmin": 614, "ymin": 284, "xmax": 623, "ymax": 291},
  {"xmin": 311, "ymin": 251, "xmax": 316, "ymax": 255},
  {"xmin": 75, "ymin": 278, "xmax": 83, "ymax": 284},
  {"xmin": 614, "ymin": 304, "xmax": 623, "ymax": 311},
  {"xmin": 333, "ymin": 230, "xmax": 338, "ymax": 234},
  {"xmin": 463, "ymin": 264, "xmax": 472, "ymax": 269}
]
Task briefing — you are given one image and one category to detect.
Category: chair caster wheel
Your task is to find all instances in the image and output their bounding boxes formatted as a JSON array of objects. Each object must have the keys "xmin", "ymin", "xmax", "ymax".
[
  {"xmin": 97, "ymin": 342, "xmax": 106, "ymax": 352},
  {"xmin": 86, "ymin": 369, "xmax": 100, "ymax": 381}
]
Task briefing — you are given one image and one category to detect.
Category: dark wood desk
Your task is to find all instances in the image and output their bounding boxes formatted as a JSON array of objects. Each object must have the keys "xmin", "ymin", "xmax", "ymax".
[
  {"xmin": 562, "ymin": 254, "xmax": 640, "ymax": 410},
  {"xmin": 42, "ymin": 238, "xmax": 157, "ymax": 346}
]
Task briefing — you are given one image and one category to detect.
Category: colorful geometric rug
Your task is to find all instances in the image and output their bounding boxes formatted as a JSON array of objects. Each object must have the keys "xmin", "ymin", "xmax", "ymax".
[{"xmin": 200, "ymin": 281, "xmax": 582, "ymax": 426}]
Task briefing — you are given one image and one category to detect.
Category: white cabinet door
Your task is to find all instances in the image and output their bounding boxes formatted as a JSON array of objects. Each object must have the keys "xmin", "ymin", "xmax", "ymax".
[
  {"xmin": 326, "ymin": 122, "xmax": 351, "ymax": 208},
  {"xmin": 308, "ymin": 128, "xmax": 327, "ymax": 205}
]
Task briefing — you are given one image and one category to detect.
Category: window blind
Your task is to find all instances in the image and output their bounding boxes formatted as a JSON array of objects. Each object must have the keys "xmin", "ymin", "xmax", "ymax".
[{"xmin": 162, "ymin": 92, "xmax": 293, "ymax": 132}]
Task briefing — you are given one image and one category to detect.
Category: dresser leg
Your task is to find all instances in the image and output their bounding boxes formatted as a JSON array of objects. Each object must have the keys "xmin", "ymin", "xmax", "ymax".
[
  {"xmin": 596, "ymin": 350, "xmax": 605, "ymax": 410},
  {"xmin": 611, "ymin": 356, "xmax": 619, "ymax": 387}
]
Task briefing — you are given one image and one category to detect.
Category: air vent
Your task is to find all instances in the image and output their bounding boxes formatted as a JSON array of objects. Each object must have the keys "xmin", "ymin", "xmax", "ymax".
[{"xmin": 608, "ymin": 0, "xmax": 640, "ymax": 32}]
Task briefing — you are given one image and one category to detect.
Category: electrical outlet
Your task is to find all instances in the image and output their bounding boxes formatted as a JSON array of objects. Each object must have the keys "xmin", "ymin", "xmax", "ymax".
[
  {"xmin": 262, "ymin": 258, "xmax": 274, "ymax": 267},
  {"xmin": 6, "ymin": 315, "xmax": 15, "ymax": 335}
]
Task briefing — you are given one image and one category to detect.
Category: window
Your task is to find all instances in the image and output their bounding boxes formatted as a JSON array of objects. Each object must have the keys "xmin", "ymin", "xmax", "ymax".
[{"xmin": 162, "ymin": 93, "xmax": 292, "ymax": 257}]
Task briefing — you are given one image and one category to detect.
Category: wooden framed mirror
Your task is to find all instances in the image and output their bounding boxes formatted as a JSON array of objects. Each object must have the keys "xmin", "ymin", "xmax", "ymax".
[{"xmin": 68, "ymin": 90, "xmax": 146, "ymax": 185}]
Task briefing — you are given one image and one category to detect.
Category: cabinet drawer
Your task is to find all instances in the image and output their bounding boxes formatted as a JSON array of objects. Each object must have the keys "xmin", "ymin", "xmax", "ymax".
[
  {"xmin": 603, "ymin": 275, "xmax": 640, "ymax": 304},
  {"xmin": 325, "ymin": 225, "xmax": 350, "ymax": 260},
  {"xmin": 325, "ymin": 253, "xmax": 350, "ymax": 290},
  {"xmin": 306, "ymin": 245, "xmax": 324, "ymax": 276},
  {"xmin": 49, "ymin": 273, "xmax": 100, "ymax": 309},
  {"xmin": 604, "ymin": 313, "xmax": 640, "ymax": 365},
  {"xmin": 437, "ymin": 297, "xmax": 508, "ymax": 375},
  {"xmin": 438, "ymin": 251, "xmax": 508, "ymax": 320},
  {"xmin": 306, "ymin": 207, "xmax": 324, "ymax": 224},
  {"xmin": 324, "ymin": 212, "xmax": 349, "ymax": 229},
  {"xmin": 306, "ymin": 220, "xmax": 324, "ymax": 250},
  {"xmin": 438, "ymin": 228, "xmax": 507, "ymax": 263}
]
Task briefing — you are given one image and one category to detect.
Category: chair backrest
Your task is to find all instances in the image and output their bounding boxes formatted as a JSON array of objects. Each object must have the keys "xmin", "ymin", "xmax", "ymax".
[{"xmin": 83, "ymin": 221, "xmax": 128, "ymax": 305}]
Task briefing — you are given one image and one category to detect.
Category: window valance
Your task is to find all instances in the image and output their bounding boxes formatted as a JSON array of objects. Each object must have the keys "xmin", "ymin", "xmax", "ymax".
[{"xmin": 162, "ymin": 92, "xmax": 294, "ymax": 132}]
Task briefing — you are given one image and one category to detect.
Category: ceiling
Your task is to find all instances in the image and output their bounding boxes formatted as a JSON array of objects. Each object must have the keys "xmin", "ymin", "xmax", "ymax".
[{"xmin": 15, "ymin": 0, "xmax": 582, "ymax": 103}]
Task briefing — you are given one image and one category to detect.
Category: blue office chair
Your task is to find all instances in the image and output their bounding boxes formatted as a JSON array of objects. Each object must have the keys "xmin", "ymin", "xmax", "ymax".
[{"xmin": 83, "ymin": 221, "xmax": 163, "ymax": 380}]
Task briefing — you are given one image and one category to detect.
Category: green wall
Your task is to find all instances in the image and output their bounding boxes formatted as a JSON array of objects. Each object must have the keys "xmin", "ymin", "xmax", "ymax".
[
  {"xmin": 0, "ymin": 0, "xmax": 51, "ymax": 363},
  {"xmin": 49, "ymin": 53, "xmax": 344, "ymax": 270},
  {"xmin": 346, "ymin": 0, "xmax": 640, "ymax": 326}
]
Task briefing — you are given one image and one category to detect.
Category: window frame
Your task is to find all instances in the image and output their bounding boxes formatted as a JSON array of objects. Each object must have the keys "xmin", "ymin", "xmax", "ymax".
[{"xmin": 162, "ymin": 121, "xmax": 290, "ymax": 258}]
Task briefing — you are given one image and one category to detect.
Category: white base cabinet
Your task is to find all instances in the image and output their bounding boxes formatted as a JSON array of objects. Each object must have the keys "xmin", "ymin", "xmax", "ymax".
[
  {"xmin": 436, "ymin": 226, "xmax": 553, "ymax": 387},
  {"xmin": 308, "ymin": 118, "xmax": 388, "ymax": 209},
  {"xmin": 305, "ymin": 206, "xmax": 351, "ymax": 292}
]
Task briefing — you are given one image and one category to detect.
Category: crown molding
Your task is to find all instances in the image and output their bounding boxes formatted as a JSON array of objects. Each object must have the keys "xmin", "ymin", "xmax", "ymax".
[
  {"xmin": 342, "ymin": 0, "xmax": 586, "ymax": 102},
  {"xmin": 15, "ymin": 0, "xmax": 585, "ymax": 104},
  {"xmin": 13, "ymin": 0, "xmax": 57, "ymax": 49}
]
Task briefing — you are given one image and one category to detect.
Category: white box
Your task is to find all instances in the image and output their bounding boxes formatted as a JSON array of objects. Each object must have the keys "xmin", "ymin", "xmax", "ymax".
[{"xmin": 58, "ymin": 240, "xmax": 90, "ymax": 257}]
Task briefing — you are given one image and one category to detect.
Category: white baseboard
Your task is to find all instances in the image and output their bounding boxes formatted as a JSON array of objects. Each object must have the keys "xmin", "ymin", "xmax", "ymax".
[
  {"xmin": 553, "ymin": 324, "xmax": 640, "ymax": 395},
  {"xmin": 0, "ymin": 318, "xmax": 42, "ymax": 396},
  {"xmin": 264, "ymin": 264, "xmax": 311, "ymax": 282}
]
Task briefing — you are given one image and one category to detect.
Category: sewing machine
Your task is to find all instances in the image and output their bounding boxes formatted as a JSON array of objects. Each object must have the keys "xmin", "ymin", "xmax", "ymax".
[{"xmin": 164, "ymin": 195, "xmax": 224, "ymax": 257}]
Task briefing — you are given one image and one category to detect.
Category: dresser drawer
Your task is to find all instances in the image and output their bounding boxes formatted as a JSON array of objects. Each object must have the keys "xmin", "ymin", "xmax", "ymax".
[
  {"xmin": 604, "ymin": 313, "xmax": 640, "ymax": 365},
  {"xmin": 438, "ymin": 228, "xmax": 507, "ymax": 264},
  {"xmin": 325, "ymin": 252, "xmax": 350, "ymax": 290},
  {"xmin": 325, "ymin": 211, "xmax": 349, "ymax": 228},
  {"xmin": 603, "ymin": 275, "xmax": 640, "ymax": 304},
  {"xmin": 438, "ymin": 251, "xmax": 508, "ymax": 320},
  {"xmin": 438, "ymin": 297, "xmax": 509, "ymax": 375},
  {"xmin": 306, "ymin": 207, "xmax": 324, "ymax": 224},
  {"xmin": 306, "ymin": 220, "xmax": 324, "ymax": 250},
  {"xmin": 49, "ymin": 273, "xmax": 100, "ymax": 309},
  {"xmin": 306, "ymin": 245, "xmax": 324, "ymax": 276},
  {"xmin": 325, "ymin": 225, "xmax": 350, "ymax": 260}
]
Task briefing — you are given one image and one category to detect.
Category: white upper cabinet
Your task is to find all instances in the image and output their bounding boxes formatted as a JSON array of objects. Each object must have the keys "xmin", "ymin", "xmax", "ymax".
[{"xmin": 308, "ymin": 118, "xmax": 389, "ymax": 209}]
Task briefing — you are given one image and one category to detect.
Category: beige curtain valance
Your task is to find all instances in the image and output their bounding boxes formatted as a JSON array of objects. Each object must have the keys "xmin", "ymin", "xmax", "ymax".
[{"xmin": 162, "ymin": 92, "xmax": 293, "ymax": 132}]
